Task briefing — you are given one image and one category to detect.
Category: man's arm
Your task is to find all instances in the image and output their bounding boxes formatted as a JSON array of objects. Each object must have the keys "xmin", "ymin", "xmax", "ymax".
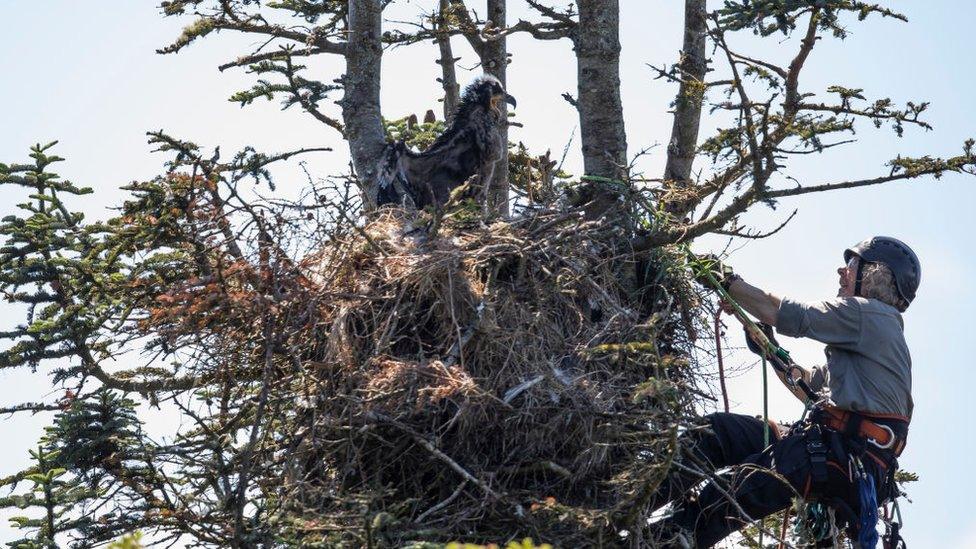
[
  {"xmin": 725, "ymin": 278, "xmax": 815, "ymax": 403},
  {"xmin": 725, "ymin": 278, "xmax": 780, "ymax": 326}
]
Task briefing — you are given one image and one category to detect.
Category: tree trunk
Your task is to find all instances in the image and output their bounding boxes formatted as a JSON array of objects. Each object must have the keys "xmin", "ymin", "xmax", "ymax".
[
  {"xmin": 484, "ymin": 0, "xmax": 509, "ymax": 216},
  {"xmin": 437, "ymin": 0, "xmax": 461, "ymax": 121},
  {"xmin": 663, "ymin": 0, "xmax": 707, "ymax": 217},
  {"xmin": 343, "ymin": 0, "xmax": 387, "ymax": 208},
  {"xmin": 575, "ymin": 0, "xmax": 628, "ymax": 220}
]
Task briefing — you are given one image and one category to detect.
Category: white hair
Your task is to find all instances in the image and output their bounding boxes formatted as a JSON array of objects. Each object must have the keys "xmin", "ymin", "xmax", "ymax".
[{"xmin": 861, "ymin": 262, "xmax": 908, "ymax": 311}]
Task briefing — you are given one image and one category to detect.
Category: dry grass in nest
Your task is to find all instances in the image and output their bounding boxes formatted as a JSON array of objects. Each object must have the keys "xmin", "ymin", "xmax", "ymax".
[{"xmin": 277, "ymin": 206, "xmax": 706, "ymax": 547}]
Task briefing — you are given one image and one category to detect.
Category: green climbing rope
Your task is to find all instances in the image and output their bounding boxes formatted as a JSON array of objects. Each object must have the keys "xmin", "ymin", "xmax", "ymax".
[{"xmin": 762, "ymin": 355, "xmax": 770, "ymax": 446}]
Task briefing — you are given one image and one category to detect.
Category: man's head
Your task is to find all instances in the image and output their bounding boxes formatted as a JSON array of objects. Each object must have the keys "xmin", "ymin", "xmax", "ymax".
[
  {"xmin": 836, "ymin": 256, "xmax": 859, "ymax": 299},
  {"xmin": 838, "ymin": 236, "xmax": 921, "ymax": 312}
]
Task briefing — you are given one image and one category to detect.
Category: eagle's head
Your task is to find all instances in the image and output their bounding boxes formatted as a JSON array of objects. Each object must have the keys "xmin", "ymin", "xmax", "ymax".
[{"xmin": 462, "ymin": 74, "xmax": 517, "ymax": 119}]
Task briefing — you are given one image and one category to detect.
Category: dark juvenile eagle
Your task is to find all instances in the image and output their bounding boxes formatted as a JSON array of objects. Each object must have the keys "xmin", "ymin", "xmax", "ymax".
[{"xmin": 376, "ymin": 75, "xmax": 517, "ymax": 209}]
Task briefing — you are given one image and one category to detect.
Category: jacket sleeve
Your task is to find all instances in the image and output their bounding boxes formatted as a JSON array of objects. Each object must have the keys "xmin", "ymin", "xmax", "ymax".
[{"xmin": 775, "ymin": 297, "xmax": 862, "ymax": 350}]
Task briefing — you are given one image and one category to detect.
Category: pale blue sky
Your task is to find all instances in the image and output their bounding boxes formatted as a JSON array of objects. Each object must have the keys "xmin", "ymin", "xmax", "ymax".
[{"xmin": 1, "ymin": 2, "xmax": 973, "ymax": 547}]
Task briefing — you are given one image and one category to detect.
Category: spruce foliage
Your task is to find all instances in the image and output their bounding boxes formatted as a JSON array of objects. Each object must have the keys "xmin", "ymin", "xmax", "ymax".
[{"xmin": 0, "ymin": 390, "xmax": 143, "ymax": 548}]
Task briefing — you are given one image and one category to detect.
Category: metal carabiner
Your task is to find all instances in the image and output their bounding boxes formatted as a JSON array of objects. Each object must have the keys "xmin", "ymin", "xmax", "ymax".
[
  {"xmin": 785, "ymin": 364, "xmax": 803, "ymax": 387},
  {"xmin": 867, "ymin": 424, "xmax": 897, "ymax": 450}
]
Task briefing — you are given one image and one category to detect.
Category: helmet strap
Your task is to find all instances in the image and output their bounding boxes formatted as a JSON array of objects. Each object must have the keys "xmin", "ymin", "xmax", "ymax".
[{"xmin": 853, "ymin": 258, "xmax": 865, "ymax": 297}]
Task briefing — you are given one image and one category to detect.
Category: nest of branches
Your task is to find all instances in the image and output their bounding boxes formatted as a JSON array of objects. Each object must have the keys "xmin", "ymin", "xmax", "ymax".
[{"xmin": 264, "ymin": 205, "xmax": 707, "ymax": 547}]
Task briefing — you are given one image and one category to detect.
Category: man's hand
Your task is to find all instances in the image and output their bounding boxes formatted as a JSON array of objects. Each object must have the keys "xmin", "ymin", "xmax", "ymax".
[
  {"xmin": 693, "ymin": 254, "xmax": 740, "ymax": 291},
  {"xmin": 744, "ymin": 323, "xmax": 778, "ymax": 356}
]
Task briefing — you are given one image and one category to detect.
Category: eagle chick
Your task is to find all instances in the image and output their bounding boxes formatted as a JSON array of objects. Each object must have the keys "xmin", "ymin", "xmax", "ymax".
[{"xmin": 376, "ymin": 75, "xmax": 516, "ymax": 209}]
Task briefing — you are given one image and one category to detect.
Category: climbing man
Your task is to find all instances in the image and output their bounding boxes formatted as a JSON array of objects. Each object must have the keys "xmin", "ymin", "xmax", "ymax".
[{"xmin": 650, "ymin": 236, "xmax": 919, "ymax": 548}]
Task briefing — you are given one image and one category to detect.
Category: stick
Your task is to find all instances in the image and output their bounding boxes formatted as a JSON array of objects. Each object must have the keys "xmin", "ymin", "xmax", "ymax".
[
  {"xmin": 366, "ymin": 412, "xmax": 503, "ymax": 501},
  {"xmin": 416, "ymin": 479, "xmax": 468, "ymax": 522}
]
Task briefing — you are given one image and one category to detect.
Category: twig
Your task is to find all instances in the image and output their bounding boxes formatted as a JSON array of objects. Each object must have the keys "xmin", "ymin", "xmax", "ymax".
[
  {"xmin": 416, "ymin": 479, "xmax": 469, "ymax": 522},
  {"xmin": 366, "ymin": 412, "xmax": 504, "ymax": 501}
]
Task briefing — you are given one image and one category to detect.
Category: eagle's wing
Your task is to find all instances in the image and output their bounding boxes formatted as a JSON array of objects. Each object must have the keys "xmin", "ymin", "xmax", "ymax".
[
  {"xmin": 420, "ymin": 121, "xmax": 471, "ymax": 157},
  {"xmin": 404, "ymin": 125, "xmax": 487, "ymax": 206},
  {"xmin": 375, "ymin": 143, "xmax": 418, "ymax": 208},
  {"xmin": 376, "ymin": 108, "xmax": 501, "ymax": 209}
]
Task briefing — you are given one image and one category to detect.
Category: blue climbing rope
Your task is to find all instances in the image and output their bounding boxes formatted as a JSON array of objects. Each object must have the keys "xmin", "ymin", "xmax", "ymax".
[{"xmin": 854, "ymin": 456, "xmax": 879, "ymax": 549}]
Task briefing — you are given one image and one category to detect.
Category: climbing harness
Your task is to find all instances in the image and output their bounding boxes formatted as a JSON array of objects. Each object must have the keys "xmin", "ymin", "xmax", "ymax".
[
  {"xmin": 811, "ymin": 406, "xmax": 907, "ymax": 457},
  {"xmin": 806, "ymin": 424, "xmax": 830, "ymax": 489}
]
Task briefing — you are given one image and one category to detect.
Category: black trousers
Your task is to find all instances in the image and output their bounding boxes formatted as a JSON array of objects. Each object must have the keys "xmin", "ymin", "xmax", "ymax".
[{"xmin": 653, "ymin": 412, "xmax": 893, "ymax": 548}]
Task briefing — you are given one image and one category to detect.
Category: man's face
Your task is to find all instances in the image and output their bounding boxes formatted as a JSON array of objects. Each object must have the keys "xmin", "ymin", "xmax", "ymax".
[{"xmin": 837, "ymin": 256, "xmax": 858, "ymax": 297}]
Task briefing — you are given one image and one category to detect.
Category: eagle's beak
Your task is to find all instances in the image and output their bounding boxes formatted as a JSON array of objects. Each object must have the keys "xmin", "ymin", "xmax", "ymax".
[{"xmin": 505, "ymin": 93, "xmax": 517, "ymax": 109}]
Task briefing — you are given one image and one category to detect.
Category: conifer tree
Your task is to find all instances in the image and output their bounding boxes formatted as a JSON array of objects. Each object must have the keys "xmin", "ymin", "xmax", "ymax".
[
  {"xmin": 1, "ymin": 3, "xmax": 974, "ymax": 547},
  {"xmin": 0, "ymin": 390, "xmax": 143, "ymax": 548},
  {"xmin": 0, "ymin": 444, "xmax": 91, "ymax": 548}
]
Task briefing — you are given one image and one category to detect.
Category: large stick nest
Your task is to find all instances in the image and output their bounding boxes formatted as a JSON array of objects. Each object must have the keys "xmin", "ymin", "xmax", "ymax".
[{"xmin": 276, "ymin": 207, "xmax": 706, "ymax": 547}]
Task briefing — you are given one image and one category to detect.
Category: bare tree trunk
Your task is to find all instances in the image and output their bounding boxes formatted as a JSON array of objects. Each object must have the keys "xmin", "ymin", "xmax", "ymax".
[
  {"xmin": 437, "ymin": 0, "xmax": 461, "ymax": 121},
  {"xmin": 663, "ymin": 0, "xmax": 707, "ymax": 217},
  {"xmin": 484, "ymin": 0, "xmax": 509, "ymax": 216},
  {"xmin": 343, "ymin": 0, "xmax": 387, "ymax": 208},
  {"xmin": 575, "ymin": 0, "xmax": 628, "ymax": 219}
]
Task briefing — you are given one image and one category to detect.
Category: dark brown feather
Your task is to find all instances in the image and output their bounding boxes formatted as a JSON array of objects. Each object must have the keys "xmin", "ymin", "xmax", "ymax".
[{"xmin": 376, "ymin": 75, "xmax": 510, "ymax": 209}]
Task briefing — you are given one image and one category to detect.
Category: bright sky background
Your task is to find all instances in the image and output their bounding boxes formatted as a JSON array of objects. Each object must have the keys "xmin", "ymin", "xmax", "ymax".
[{"xmin": 1, "ymin": 1, "xmax": 974, "ymax": 547}]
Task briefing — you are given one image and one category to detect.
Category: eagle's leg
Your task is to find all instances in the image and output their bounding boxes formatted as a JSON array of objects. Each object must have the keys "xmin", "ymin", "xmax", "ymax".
[{"xmin": 478, "ymin": 162, "xmax": 497, "ymax": 218}]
